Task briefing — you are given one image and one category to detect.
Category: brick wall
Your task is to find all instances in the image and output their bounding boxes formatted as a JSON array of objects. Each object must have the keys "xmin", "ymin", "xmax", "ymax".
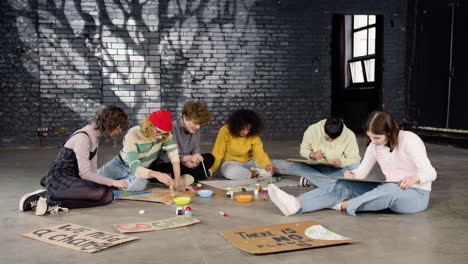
[
  {"xmin": 0, "ymin": 0, "xmax": 408, "ymax": 147},
  {"xmin": 0, "ymin": 0, "xmax": 40, "ymax": 146}
]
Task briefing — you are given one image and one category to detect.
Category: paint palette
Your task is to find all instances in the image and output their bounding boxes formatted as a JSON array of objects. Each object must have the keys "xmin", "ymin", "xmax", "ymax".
[
  {"xmin": 173, "ymin": 197, "xmax": 191, "ymax": 205},
  {"xmin": 235, "ymin": 194, "xmax": 253, "ymax": 203},
  {"xmin": 197, "ymin": 190, "xmax": 214, "ymax": 197}
]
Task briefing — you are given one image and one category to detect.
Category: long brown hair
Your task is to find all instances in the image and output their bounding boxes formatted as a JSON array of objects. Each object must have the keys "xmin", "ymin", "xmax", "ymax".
[
  {"xmin": 364, "ymin": 111, "xmax": 400, "ymax": 151},
  {"xmin": 94, "ymin": 105, "xmax": 129, "ymax": 139}
]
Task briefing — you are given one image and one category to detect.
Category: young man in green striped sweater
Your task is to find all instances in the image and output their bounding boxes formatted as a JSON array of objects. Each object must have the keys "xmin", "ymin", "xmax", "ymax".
[{"xmin": 98, "ymin": 110, "xmax": 194, "ymax": 192}]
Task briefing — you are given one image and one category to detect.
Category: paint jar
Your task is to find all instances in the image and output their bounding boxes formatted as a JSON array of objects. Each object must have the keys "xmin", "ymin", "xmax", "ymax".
[
  {"xmin": 226, "ymin": 188, "xmax": 232, "ymax": 198},
  {"xmin": 254, "ymin": 189, "xmax": 259, "ymax": 198},
  {"xmin": 176, "ymin": 207, "xmax": 184, "ymax": 215},
  {"xmin": 197, "ymin": 183, "xmax": 202, "ymax": 190},
  {"xmin": 255, "ymin": 184, "xmax": 260, "ymax": 190}
]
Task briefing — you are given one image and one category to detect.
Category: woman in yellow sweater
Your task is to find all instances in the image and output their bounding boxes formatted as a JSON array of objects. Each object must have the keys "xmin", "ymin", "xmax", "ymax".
[{"xmin": 211, "ymin": 109, "xmax": 275, "ymax": 179}]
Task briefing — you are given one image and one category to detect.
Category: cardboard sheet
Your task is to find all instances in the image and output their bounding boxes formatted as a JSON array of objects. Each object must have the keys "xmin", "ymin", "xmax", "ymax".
[
  {"xmin": 22, "ymin": 223, "xmax": 138, "ymax": 253},
  {"xmin": 114, "ymin": 215, "xmax": 200, "ymax": 233},
  {"xmin": 199, "ymin": 178, "xmax": 298, "ymax": 191},
  {"xmin": 116, "ymin": 187, "xmax": 197, "ymax": 204},
  {"xmin": 316, "ymin": 175, "xmax": 397, "ymax": 183},
  {"xmin": 220, "ymin": 220, "xmax": 356, "ymax": 254},
  {"xmin": 287, "ymin": 158, "xmax": 331, "ymax": 166}
]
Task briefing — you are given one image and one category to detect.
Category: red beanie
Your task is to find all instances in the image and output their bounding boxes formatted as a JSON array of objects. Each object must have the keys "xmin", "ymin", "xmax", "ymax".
[{"xmin": 149, "ymin": 110, "xmax": 173, "ymax": 131}]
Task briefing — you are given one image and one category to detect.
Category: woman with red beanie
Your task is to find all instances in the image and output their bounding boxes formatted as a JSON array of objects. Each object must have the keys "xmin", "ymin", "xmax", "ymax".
[{"xmin": 98, "ymin": 110, "xmax": 194, "ymax": 192}]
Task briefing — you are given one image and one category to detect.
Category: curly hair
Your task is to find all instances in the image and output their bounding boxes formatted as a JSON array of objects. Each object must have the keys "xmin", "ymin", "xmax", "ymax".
[
  {"xmin": 93, "ymin": 105, "xmax": 129, "ymax": 139},
  {"xmin": 182, "ymin": 101, "xmax": 211, "ymax": 125},
  {"xmin": 227, "ymin": 109, "xmax": 263, "ymax": 137},
  {"xmin": 140, "ymin": 117, "xmax": 172, "ymax": 143},
  {"xmin": 364, "ymin": 111, "xmax": 400, "ymax": 152}
]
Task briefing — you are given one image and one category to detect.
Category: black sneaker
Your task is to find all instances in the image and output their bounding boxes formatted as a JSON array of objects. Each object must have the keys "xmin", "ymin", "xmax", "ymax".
[
  {"xmin": 299, "ymin": 177, "xmax": 311, "ymax": 187},
  {"xmin": 35, "ymin": 197, "xmax": 68, "ymax": 216},
  {"xmin": 19, "ymin": 189, "xmax": 47, "ymax": 212}
]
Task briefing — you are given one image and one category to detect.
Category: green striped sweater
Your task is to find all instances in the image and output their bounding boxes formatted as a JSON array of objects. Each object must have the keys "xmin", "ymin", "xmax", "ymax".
[{"xmin": 120, "ymin": 126, "xmax": 179, "ymax": 179}]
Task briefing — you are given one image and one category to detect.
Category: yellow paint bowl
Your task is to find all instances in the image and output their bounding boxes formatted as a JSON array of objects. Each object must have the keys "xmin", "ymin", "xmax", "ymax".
[
  {"xmin": 173, "ymin": 197, "xmax": 191, "ymax": 205},
  {"xmin": 235, "ymin": 194, "xmax": 253, "ymax": 203}
]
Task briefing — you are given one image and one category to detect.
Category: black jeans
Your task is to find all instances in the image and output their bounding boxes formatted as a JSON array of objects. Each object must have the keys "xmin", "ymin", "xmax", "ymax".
[{"xmin": 148, "ymin": 153, "xmax": 214, "ymax": 183}]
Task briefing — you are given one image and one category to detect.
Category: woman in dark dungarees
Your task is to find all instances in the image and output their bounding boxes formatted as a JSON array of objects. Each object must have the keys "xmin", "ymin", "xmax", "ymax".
[{"xmin": 19, "ymin": 105, "xmax": 129, "ymax": 216}]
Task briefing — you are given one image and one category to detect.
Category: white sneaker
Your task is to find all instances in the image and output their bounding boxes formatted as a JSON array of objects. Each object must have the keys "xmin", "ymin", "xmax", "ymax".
[
  {"xmin": 180, "ymin": 174, "xmax": 195, "ymax": 186},
  {"xmin": 267, "ymin": 184, "xmax": 301, "ymax": 216},
  {"xmin": 299, "ymin": 177, "xmax": 311, "ymax": 187},
  {"xmin": 330, "ymin": 203, "xmax": 342, "ymax": 211},
  {"xmin": 35, "ymin": 197, "xmax": 69, "ymax": 216}
]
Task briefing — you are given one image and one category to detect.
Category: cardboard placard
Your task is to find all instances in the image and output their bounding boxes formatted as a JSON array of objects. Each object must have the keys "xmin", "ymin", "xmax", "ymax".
[
  {"xmin": 116, "ymin": 188, "xmax": 197, "ymax": 204},
  {"xmin": 287, "ymin": 158, "xmax": 331, "ymax": 166},
  {"xmin": 22, "ymin": 223, "xmax": 138, "ymax": 253},
  {"xmin": 316, "ymin": 175, "xmax": 397, "ymax": 183},
  {"xmin": 200, "ymin": 178, "xmax": 298, "ymax": 192},
  {"xmin": 114, "ymin": 215, "xmax": 200, "ymax": 233},
  {"xmin": 220, "ymin": 220, "xmax": 356, "ymax": 254}
]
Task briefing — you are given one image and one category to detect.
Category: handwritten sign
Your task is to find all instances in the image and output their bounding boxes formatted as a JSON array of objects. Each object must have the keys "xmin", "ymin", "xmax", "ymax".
[
  {"xmin": 22, "ymin": 223, "xmax": 138, "ymax": 253},
  {"xmin": 220, "ymin": 220, "xmax": 356, "ymax": 254},
  {"xmin": 116, "ymin": 188, "xmax": 197, "ymax": 204},
  {"xmin": 114, "ymin": 215, "xmax": 200, "ymax": 233}
]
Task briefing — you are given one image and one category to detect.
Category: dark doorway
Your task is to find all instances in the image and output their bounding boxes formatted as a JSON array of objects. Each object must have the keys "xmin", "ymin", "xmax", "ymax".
[
  {"xmin": 408, "ymin": 0, "xmax": 468, "ymax": 130},
  {"xmin": 331, "ymin": 15, "xmax": 383, "ymax": 131}
]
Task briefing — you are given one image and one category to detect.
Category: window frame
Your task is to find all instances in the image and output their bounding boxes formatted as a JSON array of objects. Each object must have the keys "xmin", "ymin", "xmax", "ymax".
[{"xmin": 348, "ymin": 15, "xmax": 378, "ymax": 89}]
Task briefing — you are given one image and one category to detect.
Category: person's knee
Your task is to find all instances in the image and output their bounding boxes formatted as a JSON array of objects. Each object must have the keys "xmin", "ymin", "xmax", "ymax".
[
  {"xmin": 126, "ymin": 178, "xmax": 148, "ymax": 192},
  {"xmin": 221, "ymin": 164, "xmax": 245, "ymax": 179},
  {"xmin": 101, "ymin": 189, "xmax": 114, "ymax": 205},
  {"xmin": 203, "ymin": 153, "xmax": 215, "ymax": 167}
]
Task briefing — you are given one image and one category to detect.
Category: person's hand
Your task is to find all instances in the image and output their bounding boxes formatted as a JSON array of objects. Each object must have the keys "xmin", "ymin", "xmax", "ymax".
[
  {"xmin": 344, "ymin": 170, "xmax": 356, "ymax": 179},
  {"xmin": 176, "ymin": 185, "xmax": 194, "ymax": 192},
  {"xmin": 330, "ymin": 159, "xmax": 341, "ymax": 168},
  {"xmin": 399, "ymin": 176, "xmax": 420, "ymax": 189},
  {"xmin": 265, "ymin": 165, "xmax": 275, "ymax": 176},
  {"xmin": 153, "ymin": 172, "xmax": 173, "ymax": 186},
  {"xmin": 183, "ymin": 154, "xmax": 204, "ymax": 168},
  {"xmin": 310, "ymin": 150, "xmax": 326, "ymax": 160},
  {"xmin": 112, "ymin": 180, "xmax": 128, "ymax": 189}
]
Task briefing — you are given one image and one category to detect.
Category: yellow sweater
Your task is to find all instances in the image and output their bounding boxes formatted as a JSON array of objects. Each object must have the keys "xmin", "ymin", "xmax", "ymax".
[
  {"xmin": 299, "ymin": 119, "xmax": 361, "ymax": 168},
  {"xmin": 211, "ymin": 125, "xmax": 272, "ymax": 173}
]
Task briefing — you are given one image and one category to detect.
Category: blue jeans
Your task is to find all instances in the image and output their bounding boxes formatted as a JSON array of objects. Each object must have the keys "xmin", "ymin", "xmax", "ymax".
[
  {"xmin": 220, "ymin": 159, "xmax": 263, "ymax": 180},
  {"xmin": 98, "ymin": 156, "xmax": 148, "ymax": 192},
  {"xmin": 272, "ymin": 159, "xmax": 359, "ymax": 187},
  {"xmin": 297, "ymin": 181, "xmax": 431, "ymax": 216}
]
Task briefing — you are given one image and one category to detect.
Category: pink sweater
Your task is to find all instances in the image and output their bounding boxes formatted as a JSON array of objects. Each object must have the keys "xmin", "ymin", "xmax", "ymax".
[
  {"xmin": 352, "ymin": 131, "xmax": 436, "ymax": 191},
  {"xmin": 64, "ymin": 124, "xmax": 114, "ymax": 187}
]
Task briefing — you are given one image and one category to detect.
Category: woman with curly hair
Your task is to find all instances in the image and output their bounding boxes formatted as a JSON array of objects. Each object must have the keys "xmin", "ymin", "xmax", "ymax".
[
  {"xmin": 149, "ymin": 101, "xmax": 214, "ymax": 184},
  {"xmin": 211, "ymin": 109, "xmax": 275, "ymax": 180},
  {"xmin": 19, "ymin": 105, "xmax": 130, "ymax": 216},
  {"xmin": 98, "ymin": 109, "xmax": 194, "ymax": 192}
]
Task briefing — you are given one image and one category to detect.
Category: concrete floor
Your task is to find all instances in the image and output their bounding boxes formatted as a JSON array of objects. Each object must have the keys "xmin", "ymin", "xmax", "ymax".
[{"xmin": 1, "ymin": 136, "xmax": 467, "ymax": 264}]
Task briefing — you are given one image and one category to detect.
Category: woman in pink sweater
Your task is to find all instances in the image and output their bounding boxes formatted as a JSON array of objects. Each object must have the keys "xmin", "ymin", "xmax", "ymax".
[{"xmin": 268, "ymin": 111, "xmax": 437, "ymax": 216}]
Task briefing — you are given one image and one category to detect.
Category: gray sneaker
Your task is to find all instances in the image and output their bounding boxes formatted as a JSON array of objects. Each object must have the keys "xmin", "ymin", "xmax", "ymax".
[{"xmin": 19, "ymin": 189, "xmax": 47, "ymax": 212}]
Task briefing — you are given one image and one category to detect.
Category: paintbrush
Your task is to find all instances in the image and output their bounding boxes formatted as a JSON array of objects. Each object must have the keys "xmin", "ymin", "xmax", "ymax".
[{"xmin": 201, "ymin": 161, "xmax": 209, "ymax": 179}]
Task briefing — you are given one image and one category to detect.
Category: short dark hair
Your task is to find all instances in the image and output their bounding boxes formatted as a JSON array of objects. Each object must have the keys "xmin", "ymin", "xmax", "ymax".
[
  {"xmin": 227, "ymin": 109, "xmax": 263, "ymax": 137},
  {"xmin": 364, "ymin": 111, "xmax": 400, "ymax": 151},
  {"xmin": 324, "ymin": 117, "xmax": 344, "ymax": 139}
]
